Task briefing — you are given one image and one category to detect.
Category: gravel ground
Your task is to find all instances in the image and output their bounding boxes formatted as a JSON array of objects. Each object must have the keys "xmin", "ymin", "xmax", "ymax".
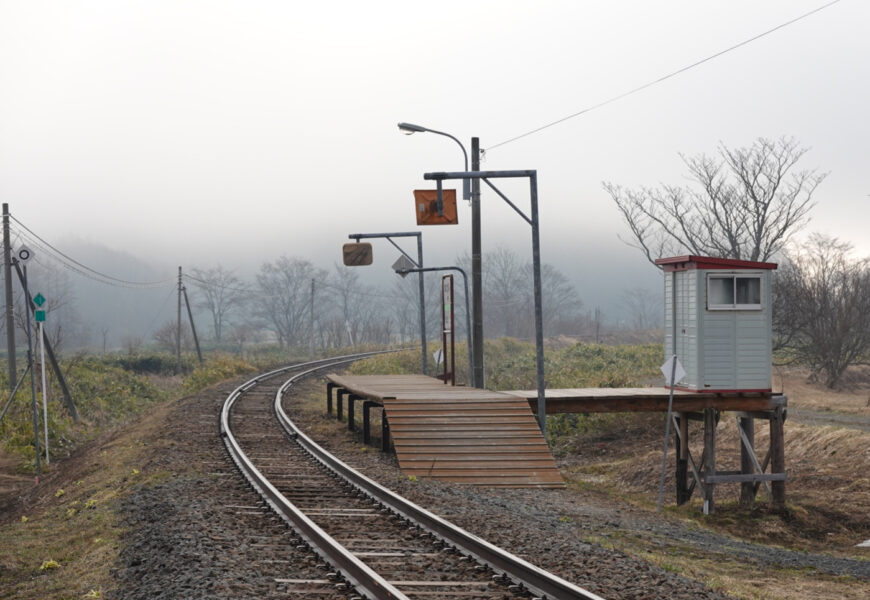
[{"xmin": 107, "ymin": 373, "xmax": 869, "ymax": 600}]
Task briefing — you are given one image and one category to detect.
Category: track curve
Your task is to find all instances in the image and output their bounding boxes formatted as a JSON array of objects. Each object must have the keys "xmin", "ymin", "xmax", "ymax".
[{"xmin": 220, "ymin": 353, "xmax": 604, "ymax": 600}]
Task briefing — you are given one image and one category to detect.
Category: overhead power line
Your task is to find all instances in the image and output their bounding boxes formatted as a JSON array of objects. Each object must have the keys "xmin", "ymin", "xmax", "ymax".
[
  {"xmin": 484, "ymin": 0, "xmax": 842, "ymax": 153},
  {"xmin": 10, "ymin": 215, "xmax": 174, "ymax": 288}
]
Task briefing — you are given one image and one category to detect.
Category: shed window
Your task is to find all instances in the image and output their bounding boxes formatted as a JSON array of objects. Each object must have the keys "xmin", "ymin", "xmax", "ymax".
[{"xmin": 707, "ymin": 274, "xmax": 762, "ymax": 310}]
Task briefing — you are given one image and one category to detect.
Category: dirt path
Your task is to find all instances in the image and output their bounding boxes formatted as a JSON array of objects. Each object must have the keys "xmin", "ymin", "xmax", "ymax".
[{"xmin": 788, "ymin": 407, "xmax": 870, "ymax": 433}]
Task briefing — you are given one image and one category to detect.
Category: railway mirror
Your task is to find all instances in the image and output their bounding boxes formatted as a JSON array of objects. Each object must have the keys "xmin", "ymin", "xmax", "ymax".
[{"xmin": 342, "ymin": 242, "xmax": 373, "ymax": 266}]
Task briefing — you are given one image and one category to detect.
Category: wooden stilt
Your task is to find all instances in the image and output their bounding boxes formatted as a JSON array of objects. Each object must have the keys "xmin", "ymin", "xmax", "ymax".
[
  {"xmin": 676, "ymin": 412, "xmax": 690, "ymax": 504},
  {"xmin": 770, "ymin": 405, "xmax": 786, "ymax": 508},
  {"xmin": 739, "ymin": 416, "xmax": 756, "ymax": 506}
]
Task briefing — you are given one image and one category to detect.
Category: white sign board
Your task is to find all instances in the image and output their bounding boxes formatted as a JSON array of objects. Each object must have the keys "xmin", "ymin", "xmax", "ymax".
[
  {"xmin": 15, "ymin": 245, "xmax": 34, "ymax": 265},
  {"xmin": 392, "ymin": 255, "xmax": 416, "ymax": 278},
  {"xmin": 660, "ymin": 355, "xmax": 686, "ymax": 387}
]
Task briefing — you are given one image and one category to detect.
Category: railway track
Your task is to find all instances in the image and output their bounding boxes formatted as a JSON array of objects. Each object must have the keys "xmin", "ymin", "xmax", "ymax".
[{"xmin": 220, "ymin": 353, "xmax": 604, "ymax": 600}]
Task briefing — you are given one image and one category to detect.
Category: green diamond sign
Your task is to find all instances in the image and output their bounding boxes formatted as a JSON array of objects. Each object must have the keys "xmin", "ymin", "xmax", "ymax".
[{"xmin": 33, "ymin": 293, "xmax": 46, "ymax": 307}]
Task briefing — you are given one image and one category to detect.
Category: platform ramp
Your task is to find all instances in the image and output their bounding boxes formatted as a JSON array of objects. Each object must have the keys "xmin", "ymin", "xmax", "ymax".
[{"xmin": 326, "ymin": 374, "xmax": 564, "ymax": 488}]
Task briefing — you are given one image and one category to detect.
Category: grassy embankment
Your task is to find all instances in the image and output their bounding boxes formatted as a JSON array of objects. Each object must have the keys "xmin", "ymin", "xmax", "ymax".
[{"xmin": 0, "ymin": 351, "xmax": 257, "ymax": 599}]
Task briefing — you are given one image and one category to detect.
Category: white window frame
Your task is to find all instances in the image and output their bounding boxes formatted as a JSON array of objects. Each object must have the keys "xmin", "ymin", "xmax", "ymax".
[{"xmin": 706, "ymin": 272, "xmax": 763, "ymax": 310}]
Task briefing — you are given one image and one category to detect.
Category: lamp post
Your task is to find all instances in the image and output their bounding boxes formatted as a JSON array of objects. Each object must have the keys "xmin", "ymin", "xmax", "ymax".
[
  {"xmin": 398, "ymin": 122, "xmax": 484, "ymax": 390},
  {"xmin": 347, "ymin": 231, "xmax": 427, "ymax": 375},
  {"xmin": 397, "ymin": 123, "xmax": 470, "ymax": 201}
]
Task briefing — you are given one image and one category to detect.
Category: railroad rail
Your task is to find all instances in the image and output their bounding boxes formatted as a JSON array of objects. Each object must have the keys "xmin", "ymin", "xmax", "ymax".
[{"xmin": 220, "ymin": 353, "xmax": 604, "ymax": 600}]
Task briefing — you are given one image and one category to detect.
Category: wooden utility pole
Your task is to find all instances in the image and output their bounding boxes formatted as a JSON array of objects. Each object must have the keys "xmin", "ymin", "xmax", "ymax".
[
  {"xmin": 182, "ymin": 284, "xmax": 203, "ymax": 364},
  {"xmin": 3, "ymin": 203, "xmax": 15, "ymax": 387},
  {"xmin": 309, "ymin": 278, "xmax": 315, "ymax": 356},
  {"xmin": 176, "ymin": 266, "xmax": 182, "ymax": 372},
  {"xmin": 13, "ymin": 261, "xmax": 78, "ymax": 421}
]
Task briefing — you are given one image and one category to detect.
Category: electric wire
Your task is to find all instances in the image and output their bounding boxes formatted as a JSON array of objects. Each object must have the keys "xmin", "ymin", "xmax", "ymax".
[
  {"xmin": 183, "ymin": 272, "xmax": 420, "ymax": 302},
  {"xmin": 10, "ymin": 215, "xmax": 174, "ymax": 288},
  {"xmin": 484, "ymin": 0, "xmax": 842, "ymax": 153}
]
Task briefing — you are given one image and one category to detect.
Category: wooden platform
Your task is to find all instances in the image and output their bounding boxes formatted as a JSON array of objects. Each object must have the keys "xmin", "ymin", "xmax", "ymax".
[
  {"xmin": 504, "ymin": 387, "xmax": 787, "ymax": 413},
  {"xmin": 325, "ymin": 374, "xmax": 564, "ymax": 488}
]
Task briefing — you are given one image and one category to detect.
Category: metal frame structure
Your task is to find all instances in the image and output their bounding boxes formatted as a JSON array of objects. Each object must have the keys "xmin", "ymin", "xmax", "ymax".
[
  {"xmin": 395, "ymin": 266, "xmax": 472, "ymax": 385},
  {"xmin": 347, "ymin": 231, "xmax": 427, "ymax": 375},
  {"xmin": 423, "ymin": 169, "xmax": 548, "ymax": 436}
]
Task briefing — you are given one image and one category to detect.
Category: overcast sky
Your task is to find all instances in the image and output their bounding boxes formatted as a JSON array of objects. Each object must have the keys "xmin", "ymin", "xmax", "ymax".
[{"xmin": 1, "ymin": 0, "xmax": 867, "ymax": 311}]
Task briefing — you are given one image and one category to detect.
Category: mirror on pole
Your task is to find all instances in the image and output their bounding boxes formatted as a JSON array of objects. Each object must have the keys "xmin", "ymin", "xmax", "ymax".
[{"xmin": 342, "ymin": 242, "xmax": 373, "ymax": 266}]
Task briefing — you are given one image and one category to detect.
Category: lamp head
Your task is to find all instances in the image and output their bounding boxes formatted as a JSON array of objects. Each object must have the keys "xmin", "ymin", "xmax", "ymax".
[{"xmin": 397, "ymin": 122, "xmax": 427, "ymax": 135}]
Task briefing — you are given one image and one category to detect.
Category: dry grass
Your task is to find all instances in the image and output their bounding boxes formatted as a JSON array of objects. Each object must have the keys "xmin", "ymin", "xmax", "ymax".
[
  {"xmin": 0, "ymin": 400, "xmax": 178, "ymax": 600},
  {"xmin": 773, "ymin": 365, "xmax": 870, "ymax": 414}
]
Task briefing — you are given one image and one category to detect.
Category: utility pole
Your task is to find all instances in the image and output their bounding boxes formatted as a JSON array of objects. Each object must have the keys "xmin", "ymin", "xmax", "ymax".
[
  {"xmin": 3, "ymin": 203, "xmax": 15, "ymax": 387},
  {"xmin": 309, "ymin": 278, "xmax": 315, "ymax": 357},
  {"xmin": 176, "ymin": 266, "xmax": 182, "ymax": 372},
  {"xmin": 181, "ymin": 283, "xmax": 203, "ymax": 364},
  {"xmin": 470, "ymin": 137, "xmax": 484, "ymax": 388}
]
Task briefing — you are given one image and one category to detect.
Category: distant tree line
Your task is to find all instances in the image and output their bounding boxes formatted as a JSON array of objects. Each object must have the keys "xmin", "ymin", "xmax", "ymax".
[{"xmin": 179, "ymin": 248, "xmax": 614, "ymax": 356}]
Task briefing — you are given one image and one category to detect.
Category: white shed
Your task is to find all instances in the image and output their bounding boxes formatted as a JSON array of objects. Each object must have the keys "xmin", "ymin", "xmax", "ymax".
[{"xmin": 655, "ymin": 255, "xmax": 777, "ymax": 393}]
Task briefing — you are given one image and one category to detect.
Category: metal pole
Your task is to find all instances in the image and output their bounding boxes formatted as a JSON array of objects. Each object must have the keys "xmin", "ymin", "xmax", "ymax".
[
  {"xmin": 529, "ymin": 173, "xmax": 546, "ymax": 436},
  {"xmin": 347, "ymin": 231, "xmax": 427, "ymax": 375},
  {"xmin": 416, "ymin": 235, "xmax": 427, "ymax": 375},
  {"xmin": 459, "ymin": 269, "xmax": 472, "ymax": 383},
  {"xmin": 398, "ymin": 267, "xmax": 473, "ymax": 386},
  {"xmin": 471, "ymin": 137, "xmax": 484, "ymax": 389},
  {"xmin": 23, "ymin": 265, "xmax": 41, "ymax": 476},
  {"xmin": 657, "ymin": 355, "xmax": 678, "ymax": 512},
  {"xmin": 40, "ymin": 321, "xmax": 49, "ymax": 465},
  {"xmin": 3, "ymin": 203, "xmax": 15, "ymax": 386}
]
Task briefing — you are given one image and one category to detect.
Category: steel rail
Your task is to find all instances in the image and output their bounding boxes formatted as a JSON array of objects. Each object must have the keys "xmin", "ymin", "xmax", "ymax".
[
  {"xmin": 274, "ymin": 367, "xmax": 606, "ymax": 600},
  {"xmin": 220, "ymin": 352, "xmax": 407, "ymax": 600}
]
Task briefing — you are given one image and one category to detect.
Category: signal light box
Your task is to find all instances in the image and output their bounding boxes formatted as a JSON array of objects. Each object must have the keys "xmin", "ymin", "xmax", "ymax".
[{"xmin": 655, "ymin": 255, "xmax": 778, "ymax": 393}]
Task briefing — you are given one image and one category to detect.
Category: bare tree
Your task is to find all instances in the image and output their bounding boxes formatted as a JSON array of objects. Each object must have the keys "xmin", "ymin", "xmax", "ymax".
[
  {"xmin": 458, "ymin": 247, "xmax": 583, "ymax": 339},
  {"xmin": 153, "ymin": 320, "xmax": 192, "ymax": 353},
  {"xmin": 604, "ymin": 137, "xmax": 826, "ymax": 264},
  {"xmin": 620, "ymin": 287, "xmax": 663, "ymax": 330},
  {"xmin": 255, "ymin": 256, "xmax": 328, "ymax": 350},
  {"xmin": 773, "ymin": 234, "xmax": 870, "ymax": 388},
  {"xmin": 189, "ymin": 265, "xmax": 247, "ymax": 343}
]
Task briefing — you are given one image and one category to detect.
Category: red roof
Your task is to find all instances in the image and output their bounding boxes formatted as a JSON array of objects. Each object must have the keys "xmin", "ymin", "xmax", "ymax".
[{"xmin": 654, "ymin": 255, "xmax": 778, "ymax": 271}]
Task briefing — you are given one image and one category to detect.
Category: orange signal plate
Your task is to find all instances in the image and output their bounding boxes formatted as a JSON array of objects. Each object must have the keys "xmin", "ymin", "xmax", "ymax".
[{"xmin": 414, "ymin": 189, "xmax": 458, "ymax": 226}]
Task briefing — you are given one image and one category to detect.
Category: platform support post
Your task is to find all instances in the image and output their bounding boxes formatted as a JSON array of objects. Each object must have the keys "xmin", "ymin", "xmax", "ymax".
[
  {"xmin": 381, "ymin": 415, "xmax": 391, "ymax": 452},
  {"xmin": 770, "ymin": 406, "xmax": 786, "ymax": 509},
  {"xmin": 676, "ymin": 412, "xmax": 691, "ymax": 505},
  {"xmin": 336, "ymin": 390, "xmax": 345, "ymax": 420},
  {"xmin": 326, "ymin": 383, "xmax": 336, "ymax": 415},
  {"xmin": 702, "ymin": 408, "xmax": 717, "ymax": 514},
  {"xmin": 362, "ymin": 401, "xmax": 378, "ymax": 445},
  {"xmin": 739, "ymin": 416, "xmax": 757, "ymax": 506},
  {"xmin": 348, "ymin": 394, "xmax": 360, "ymax": 432}
]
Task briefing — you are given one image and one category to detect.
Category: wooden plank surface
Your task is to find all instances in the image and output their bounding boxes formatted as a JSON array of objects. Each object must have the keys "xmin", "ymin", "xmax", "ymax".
[
  {"xmin": 326, "ymin": 374, "xmax": 564, "ymax": 488},
  {"xmin": 505, "ymin": 387, "xmax": 787, "ymax": 413}
]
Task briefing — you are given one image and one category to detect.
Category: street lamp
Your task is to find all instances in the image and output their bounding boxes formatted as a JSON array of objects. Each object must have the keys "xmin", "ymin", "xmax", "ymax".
[
  {"xmin": 399, "ymin": 122, "xmax": 484, "ymax": 391},
  {"xmin": 398, "ymin": 123, "xmax": 470, "ymax": 201}
]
